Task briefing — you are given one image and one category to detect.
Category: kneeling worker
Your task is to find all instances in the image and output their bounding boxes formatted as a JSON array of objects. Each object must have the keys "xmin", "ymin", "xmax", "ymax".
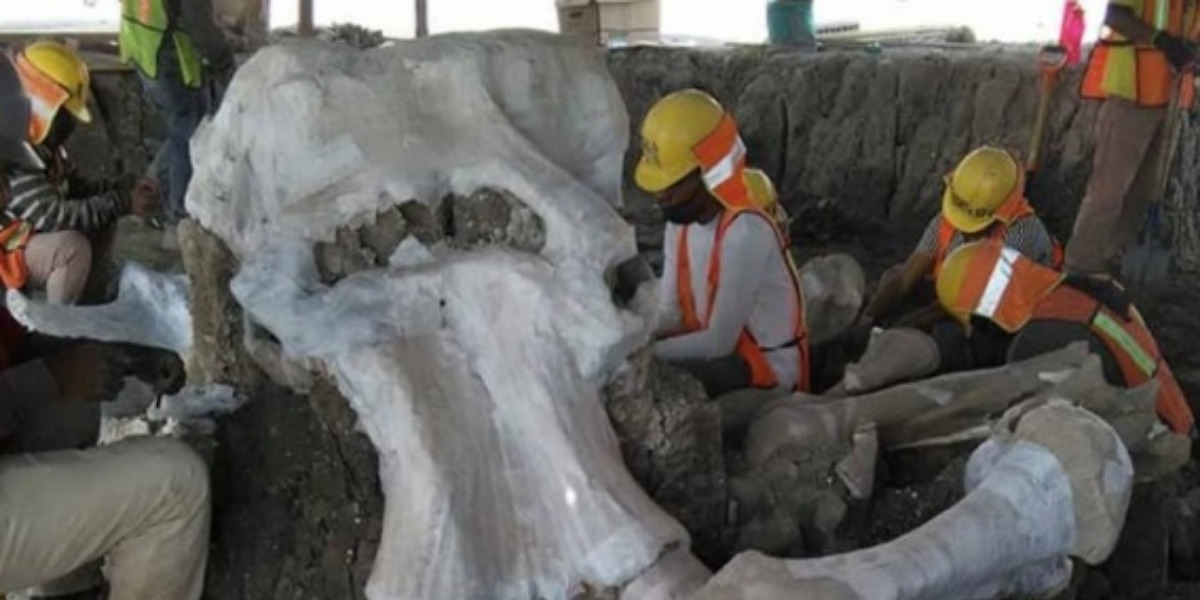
[
  {"xmin": 637, "ymin": 89, "xmax": 809, "ymax": 397},
  {"xmin": 3, "ymin": 42, "xmax": 156, "ymax": 305},
  {"xmin": 935, "ymin": 239, "xmax": 1193, "ymax": 435},
  {"xmin": 861, "ymin": 146, "xmax": 1062, "ymax": 329}
]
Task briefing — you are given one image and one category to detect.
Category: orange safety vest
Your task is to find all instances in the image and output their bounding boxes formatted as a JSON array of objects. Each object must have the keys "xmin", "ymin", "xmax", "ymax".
[
  {"xmin": 946, "ymin": 240, "xmax": 1193, "ymax": 434},
  {"xmin": 1032, "ymin": 284, "xmax": 1194, "ymax": 434},
  {"xmin": 674, "ymin": 110, "xmax": 810, "ymax": 392},
  {"xmin": 675, "ymin": 208, "xmax": 810, "ymax": 392},
  {"xmin": 931, "ymin": 197, "xmax": 1065, "ymax": 277},
  {"xmin": 1081, "ymin": 0, "xmax": 1200, "ymax": 108},
  {"xmin": 0, "ymin": 177, "xmax": 32, "ymax": 291}
]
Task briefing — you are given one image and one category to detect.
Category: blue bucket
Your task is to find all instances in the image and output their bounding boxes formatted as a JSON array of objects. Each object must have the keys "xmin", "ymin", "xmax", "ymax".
[{"xmin": 767, "ymin": 0, "xmax": 815, "ymax": 47}]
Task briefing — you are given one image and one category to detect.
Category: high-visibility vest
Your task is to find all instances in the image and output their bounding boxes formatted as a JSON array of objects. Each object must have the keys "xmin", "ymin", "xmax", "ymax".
[
  {"xmin": 671, "ymin": 108, "xmax": 810, "ymax": 391},
  {"xmin": 675, "ymin": 208, "xmax": 810, "ymax": 392},
  {"xmin": 0, "ymin": 220, "xmax": 33, "ymax": 291},
  {"xmin": 1032, "ymin": 284, "xmax": 1194, "ymax": 434},
  {"xmin": 119, "ymin": 0, "xmax": 204, "ymax": 88},
  {"xmin": 931, "ymin": 198, "xmax": 1065, "ymax": 277},
  {"xmin": 1081, "ymin": 0, "xmax": 1200, "ymax": 107},
  {"xmin": 946, "ymin": 240, "xmax": 1193, "ymax": 434}
]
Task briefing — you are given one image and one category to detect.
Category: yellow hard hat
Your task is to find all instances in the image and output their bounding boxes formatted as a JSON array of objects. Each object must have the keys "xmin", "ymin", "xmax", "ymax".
[
  {"xmin": 745, "ymin": 168, "xmax": 777, "ymax": 211},
  {"xmin": 19, "ymin": 41, "xmax": 92, "ymax": 125},
  {"xmin": 635, "ymin": 89, "xmax": 726, "ymax": 193},
  {"xmin": 942, "ymin": 146, "xmax": 1019, "ymax": 234},
  {"xmin": 935, "ymin": 241, "xmax": 989, "ymax": 327}
]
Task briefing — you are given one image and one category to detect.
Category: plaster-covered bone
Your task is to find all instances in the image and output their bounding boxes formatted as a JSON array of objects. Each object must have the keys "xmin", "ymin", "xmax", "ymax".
[
  {"xmin": 695, "ymin": 402, "xmax": 1134, "ymax": 600},
  {"xmin": 187, "ymin": 32, "xmax": 699, "ymax": 599},
  {"xmin": 6, "ymin": 263, "xmax": 191, "ymax": 355},
  {"xmin": 745, "ymin": 343, "xmax": 1090, "ymax": 466},
  {"xmin": 832, "ymin": 327, "xmax": 941, "ymax": 396},
  {"xmin": 797, "ymin": 253, "xmax": 865, "ymax": 346}
]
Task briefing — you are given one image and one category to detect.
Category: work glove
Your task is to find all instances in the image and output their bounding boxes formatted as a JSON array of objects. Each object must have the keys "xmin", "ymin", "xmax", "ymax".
[
  {"xmin": 46, "ymin": 342, "xmax": 131, "ymax": 403},
  {"xmin": 1153, "ymin": 31, "xmax": 1198, "ymax": 72}
]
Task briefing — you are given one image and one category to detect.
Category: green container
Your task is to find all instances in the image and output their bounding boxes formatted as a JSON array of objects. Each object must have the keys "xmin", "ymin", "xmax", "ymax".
[{"xmin": 767, "ymin": 0, "xmax": 815, "ymax": 47}]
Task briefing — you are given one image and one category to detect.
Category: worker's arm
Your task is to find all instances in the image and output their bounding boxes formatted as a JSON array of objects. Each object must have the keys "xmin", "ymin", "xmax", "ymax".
[
  {"xmin": 654, "ymin": 225, "xmax": 683, "ymax": 337},
  {"xmin": 1106, "ymin": 3, "xmax": 1158, "ymax": 45},
  {"xmin": 1107, "ymin": 2, "xmax": 1197, "ymax": 70},
  {"xmin": 178, "ymin": 0, "xmax": 235, "ymax": 69},
  {"xmin": 862, "ymin": 216, "xmax": 940, "ymax": 323},
  {"xmin": 5, "ymin": 170, "xmax": 129, "ymax": 233},
  {"xmin": 654, "ymin": 215, "xmax": 775, "ymax": 361}
]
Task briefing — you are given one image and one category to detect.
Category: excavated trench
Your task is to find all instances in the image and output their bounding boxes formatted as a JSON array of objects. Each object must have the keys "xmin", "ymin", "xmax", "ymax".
[{"xmin": 65, "ymin": 40, "xmax": 1200, "ymax": 599}]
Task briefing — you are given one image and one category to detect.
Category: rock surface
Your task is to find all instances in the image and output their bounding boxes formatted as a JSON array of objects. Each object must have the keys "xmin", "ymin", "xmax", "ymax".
[{"xmin": 607, "ymin": 45, "xmax": 1200, "ymax": 272}]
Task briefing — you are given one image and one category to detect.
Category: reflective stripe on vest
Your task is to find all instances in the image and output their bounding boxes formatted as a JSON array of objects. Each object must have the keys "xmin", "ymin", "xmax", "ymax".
[
  {"xmin": 948, "ymin": 240, "xmax": 1065, "ymax": 333},
  {"xmin": 1081, "ymin": 0, "xmax": 1200, "ymax": 107},
  {"xmin": 119, "ymin": 0, "xmax": 204, "ymax": 88},
  {"xmin": 675, "ymin": 206, "xmax": 810, "ymax": 392},
  {"xmin": 1031, "ymin": 284, "xmax": 1194, "ymax": 434},
  {"xmin": 931, "ymin": 198, "xmax": 1063, "ymax": 277}
]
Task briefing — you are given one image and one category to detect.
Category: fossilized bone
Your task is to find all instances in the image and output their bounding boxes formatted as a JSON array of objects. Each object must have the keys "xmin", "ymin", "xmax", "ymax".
[
  {"xmin": 695, "ymin": 402, "xmax": 1134, "ymax": 600},
  {"xmin": 744, "ymin": 343, "xmax": 1091, "ymax": 466},
  {"xmin": 185, "ymin": 33, "xmax": 707, "ymax": 599},
  {"xmin": 7, "ymin": 263, "xmax": 191, "ymax": 355},
  {"xmin": 798, "ymin": 253, "xmax": 865, "ymax": 347}
]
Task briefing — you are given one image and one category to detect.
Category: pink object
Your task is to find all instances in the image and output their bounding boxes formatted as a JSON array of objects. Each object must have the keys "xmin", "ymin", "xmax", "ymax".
[{"xmin": 1060, "ymin": 0, "xmax": 1086, "ymax": 66}]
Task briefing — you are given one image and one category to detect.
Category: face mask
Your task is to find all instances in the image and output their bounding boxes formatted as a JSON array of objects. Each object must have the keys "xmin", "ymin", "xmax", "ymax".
[{"xmin": 661, "ymin": 195, "xmax": 709, "ymax": 225}]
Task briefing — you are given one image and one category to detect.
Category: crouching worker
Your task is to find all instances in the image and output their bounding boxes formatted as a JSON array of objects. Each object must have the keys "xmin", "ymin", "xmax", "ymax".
[
  {"xmin": 637, "ymin": 89, "xmax": 809, "ymax": 397},
  {"xmin": 934, "ymin": 239, "xmax": 1194, "ymax": 436},
  {"xmin": 861, "ymin": 146, "xmax": 1062, "ymax": 330},
  {"xmin": 3, "ymin": 42, "xmax": 156, "ymax": 305},
  {"xmin": 0, "ymin": 316, "xmax": 211, "ymax": 599}
]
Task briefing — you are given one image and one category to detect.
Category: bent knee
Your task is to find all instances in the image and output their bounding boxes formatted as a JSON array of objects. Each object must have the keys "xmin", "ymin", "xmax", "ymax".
[
  {"xmin": 57, "ymin": 231, "xmax": 92, "ymax": 267},
  {"xmin": 117, "ymin": 437, "xmax": 210, "ymax": 508}
]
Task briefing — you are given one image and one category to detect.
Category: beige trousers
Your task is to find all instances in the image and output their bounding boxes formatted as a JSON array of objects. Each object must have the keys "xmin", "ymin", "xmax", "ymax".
[
  {"xmin": 0, "ymin": 437, "xmax": 211, "ymax": 600},
  {"xmin": 1066, "ymin": 98, "xmax": 1168, "ymax": 274},
  {"xmin": 22, "ymin": 231, "xmax": 92, "ymax": 305}
]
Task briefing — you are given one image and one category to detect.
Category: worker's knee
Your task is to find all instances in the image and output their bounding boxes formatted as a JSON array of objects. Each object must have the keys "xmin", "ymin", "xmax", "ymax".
[
  {"xmin": 117, "ymin": 437, "xmax": 210, "ymax": 512},
  {"xmin": 56, "ymin": 231, "xmax": 92, "ymax": 269}
]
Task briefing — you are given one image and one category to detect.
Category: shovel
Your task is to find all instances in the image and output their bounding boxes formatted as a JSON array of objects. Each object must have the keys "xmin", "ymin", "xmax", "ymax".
[
  {"xmin": 1026, "ymin": 44, "xmax": 1070, "ymax": 179},
  {"xmin": 1121, "ymin": 75, "xmax": 1190, "ymax": 288}
]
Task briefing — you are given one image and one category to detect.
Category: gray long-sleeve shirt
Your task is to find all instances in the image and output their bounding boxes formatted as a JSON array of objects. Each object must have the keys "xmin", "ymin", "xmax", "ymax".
[{"xmin": 3, "ymin": 168, "xmax": 129, "ymax": 234}]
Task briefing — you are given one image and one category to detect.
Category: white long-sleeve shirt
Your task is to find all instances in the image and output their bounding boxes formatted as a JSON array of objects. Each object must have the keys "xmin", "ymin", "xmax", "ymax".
[{"xmin": 654, "ymin": 213, "xmax": 801, "ymax": 390}]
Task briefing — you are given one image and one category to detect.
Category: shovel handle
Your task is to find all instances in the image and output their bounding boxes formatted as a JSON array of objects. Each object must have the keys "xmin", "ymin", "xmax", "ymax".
[{"xmin": 1027, "ymin": 46, "xmax": 1069, "ymax": 175}]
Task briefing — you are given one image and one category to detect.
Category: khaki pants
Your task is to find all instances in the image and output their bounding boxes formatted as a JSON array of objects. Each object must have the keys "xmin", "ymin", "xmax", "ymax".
[
  {"xmin": 23, "ymin": 231, "xmax": 92, "ymax": 305},
  {"xmin": 0, "ymin": 437, "xmax": 210, "ymax": 600},
  {"xmin": 1066, "ymin": 98, "xmax": 1168, "ymax": 274}
]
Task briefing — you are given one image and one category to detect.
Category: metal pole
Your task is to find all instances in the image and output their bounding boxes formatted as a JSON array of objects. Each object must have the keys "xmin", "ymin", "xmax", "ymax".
[
  {"xmin": 298, "ymin": 0, "xmax": 315, "ymax": 37},
  {"xmin": 416, "ymin": 0, "xmax": 429, "ymax": 37}
]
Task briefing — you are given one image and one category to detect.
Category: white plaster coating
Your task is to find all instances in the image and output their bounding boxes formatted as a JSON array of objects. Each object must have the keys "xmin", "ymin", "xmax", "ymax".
[{"xmin": 189, "ymin": 32, "xmax": 686, "ymax": 599}]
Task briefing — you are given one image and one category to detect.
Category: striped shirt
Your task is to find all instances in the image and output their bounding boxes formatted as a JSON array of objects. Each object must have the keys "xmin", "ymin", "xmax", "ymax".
[
  {"xmin": 914, "ymin": 213, "xmax": 1056, "ymax": 268},
  {"xmin": 2, "ymin": 168, "xmax": 129, "ymax": 233}
]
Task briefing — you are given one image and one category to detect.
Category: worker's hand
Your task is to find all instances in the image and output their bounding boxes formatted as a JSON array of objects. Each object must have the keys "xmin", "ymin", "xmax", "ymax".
[
  {"xmin": 1153, "ymin": 31, "xmax": 1198, "ymax": 72},
  {"xmin": 46, "ymin": 343, "xmax": 130, "ymax": 403},
  {"xmin": 131, "ymin": 177, "xmax": 160, "ymax": 217}
]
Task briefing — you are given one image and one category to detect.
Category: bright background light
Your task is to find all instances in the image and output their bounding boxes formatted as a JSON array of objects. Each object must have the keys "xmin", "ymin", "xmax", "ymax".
[{"xmin": 1, "ymin": 0, "xmax": 1111, "ymax": 43}]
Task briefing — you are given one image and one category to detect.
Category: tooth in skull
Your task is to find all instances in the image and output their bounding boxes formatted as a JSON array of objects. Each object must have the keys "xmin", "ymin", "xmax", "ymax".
[
  {"xmin": 695, "ymin": 402, "xmax": 1134, "ymax": 600},
  {"xmin": 184, "ymin": 32, "xmax": 703, "ymax": 599}
]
